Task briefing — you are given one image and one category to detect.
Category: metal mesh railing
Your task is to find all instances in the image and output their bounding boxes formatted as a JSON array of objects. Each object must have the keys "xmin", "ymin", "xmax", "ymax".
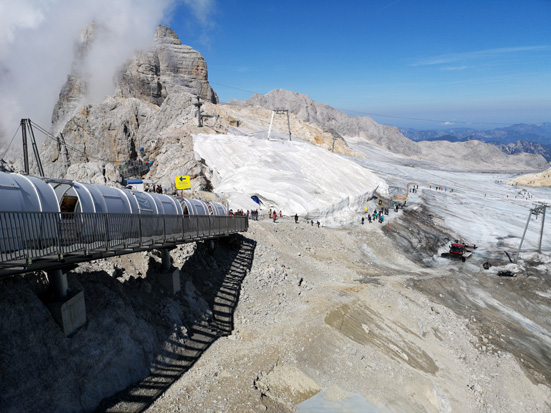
[
  {"xmin": 0, "ymin": 211, "xmax": 248, "ymax": 265},
  {"xmin": 119, "ymin": 161, "xmax": 151, "ymax": 179}
]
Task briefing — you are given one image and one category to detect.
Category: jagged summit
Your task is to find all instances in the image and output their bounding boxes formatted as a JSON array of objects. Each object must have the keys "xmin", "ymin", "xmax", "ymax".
[
  {"xmin": 115, "ymin": 25, "xmax": 217, "ymax": 106},
  {"xmin": 42, "ymin": 24, "xmax": 219, "ymax": 184},
  {"xmin": 52, "ymin": 24, "xmax": 217, "ymax": 133}
]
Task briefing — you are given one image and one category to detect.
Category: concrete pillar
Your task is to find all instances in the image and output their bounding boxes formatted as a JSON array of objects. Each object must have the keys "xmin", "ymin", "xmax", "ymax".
[
  {"xmin": 158, "ymin": 249, "xmax": 180, "ymax": 295},
  {"xmin": 161, "ymin": 248, "xmax": 171, "ymax": 272},
  {"xmin": 47, "ymin": 291, "xmax": 87, "ymax": 337},
  {"xmin": 49, "ymin": 269, "xmax": 68, "ymax": 300},
  {"xmin": 158, "ymin": 269, "xmax": 181, "ymax": 296},
  {"xmin": 46, "ymin": 269, "xmax": 86, "ymax": 336}
]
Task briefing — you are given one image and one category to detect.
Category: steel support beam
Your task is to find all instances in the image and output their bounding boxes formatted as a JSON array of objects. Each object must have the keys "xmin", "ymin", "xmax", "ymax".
[
  {"xmin": 538, "ymin": 205, "xmax": 546, "ymax": 253},
  {"xmin": 515, "ymin": 210, "xmax": 532, "ymax": 264},
  {"xmin": 21, "ymin": 119, "xmax": 29, "ymax": 174}
]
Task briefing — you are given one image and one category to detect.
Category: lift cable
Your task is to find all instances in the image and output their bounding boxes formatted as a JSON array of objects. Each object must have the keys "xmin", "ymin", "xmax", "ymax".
[
  {"xmin": 30, "ymin": 120, "xmax": 119, "ymax": 164},
  {"xmin": 1, "ymin": 124, "xmax": 22, "ymax": 160}
]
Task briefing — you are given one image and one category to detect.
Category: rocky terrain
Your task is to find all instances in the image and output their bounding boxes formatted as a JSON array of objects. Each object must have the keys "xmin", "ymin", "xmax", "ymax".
[
  {"xmin": 508, "ymin": 167, "xmax": 551, "ymax": 187},
  {"xmin": 1, "ymin": 22, "xmax": 550, "ymax": 413},
  {"xmin": 498, "ymin": 141, "xmax": 551, "ymax": 162},
  {"xmin": 232, "ymin": 90, "xmax": 549, "ymax": 171},
  {"xmin": 3, "ymin": 211, "xmax": 549, "ymax": 412},
  {"xmin": 144, "ymin": 217, "xmax": 551, "ymax": 413}
]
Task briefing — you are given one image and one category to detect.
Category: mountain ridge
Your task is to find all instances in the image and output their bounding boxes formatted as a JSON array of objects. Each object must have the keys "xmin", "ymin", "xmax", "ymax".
[{"xmin": 401, "ymin": 123, "xmax": 551, "ymax": 161}]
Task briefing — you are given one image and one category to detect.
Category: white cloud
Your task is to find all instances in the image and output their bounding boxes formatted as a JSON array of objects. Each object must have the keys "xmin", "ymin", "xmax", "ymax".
[
  {"xmin": 182, "ymin": 0, "xmax": 216, "ymax": 27},
  {"xmin": 0, "ymin": 0, "xmax": 177, "ymax": 143},
  {"xmin": 441, "ymin": 66, "xmax": 467, "ymax": 71},
  {"xmin": 411, "ymin": 45, "xmax": 551, "ymax": 67}
]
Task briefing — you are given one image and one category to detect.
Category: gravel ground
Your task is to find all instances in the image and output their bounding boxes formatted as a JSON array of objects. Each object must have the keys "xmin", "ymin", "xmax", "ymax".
[
  {"xmin": 146, "ymin": 215, "xmax": 551, "ymax": 412},
  {"xmin": 2, "ymin": 213, "xmax": 549, "ymax": 412}
]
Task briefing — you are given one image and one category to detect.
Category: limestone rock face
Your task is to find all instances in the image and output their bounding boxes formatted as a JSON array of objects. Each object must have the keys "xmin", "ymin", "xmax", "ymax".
[
  {"xmin": 51, "ymin": 22, "xmax": 98, "ymax": 132},
  {"xmin": 65, "ymin": 162, "xmax": 122, "ymax": 185},
  {"xmin": 234, "ymin": 88, "xmax": 422, "ymax": 156},
  {"xmin": 43, "ymin": 96, "xmax": 156, "ymax": 179},
  {"xmin": 43, "ymin": 25, "xmax": 218, "ymax": 185},
  {"xmin": 115, "ymin": 25, "xmax": 217, "ymax": 106}
]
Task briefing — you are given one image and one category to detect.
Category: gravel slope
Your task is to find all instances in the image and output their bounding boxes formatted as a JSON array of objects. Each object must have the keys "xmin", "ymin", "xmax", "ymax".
[{"xmin": 147, "ymin": 216, "xmax": 551, "ymax": 412}]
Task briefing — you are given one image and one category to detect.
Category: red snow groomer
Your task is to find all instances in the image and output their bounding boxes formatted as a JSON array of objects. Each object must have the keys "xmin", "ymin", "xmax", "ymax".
[{"xmin": 441, "ymin": 240, "xmax": 477, "ymax": 262}]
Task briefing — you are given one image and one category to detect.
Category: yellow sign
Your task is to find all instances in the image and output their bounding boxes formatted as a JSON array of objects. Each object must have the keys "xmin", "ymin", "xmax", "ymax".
[{"xmin": 175, "ymin": 176, "xmax": 191, "ymax": 190}]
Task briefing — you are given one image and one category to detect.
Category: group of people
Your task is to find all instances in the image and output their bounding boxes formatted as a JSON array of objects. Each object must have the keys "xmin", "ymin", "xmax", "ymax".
[
  {"xmin": 240, "ymin": 207, "xmax": 323, "ymax": 227},
  {"xmin": 362, "ymin": 203, "xmax": 403, "ymax": 225},
  {"xmin": 118, "ymin": 148, "xmax": 153, "ymax": 179},
  {"xmin": 229, "ymin": 209, "xmax": 247, "ymax": 216},
  {"xmin": 144, "ymin": 183, "xmax": 164, "ymax": 194},
  {"xmin": 362, "ymin": 209, "xmax": 386, "ymax": 224},
  {"xmin": 268, "ymin": 209, "xmax": 283, "ymax": 223},
  {"xmin": 430, "ymin": 184, "xmax": 452, "ymax": 192}
]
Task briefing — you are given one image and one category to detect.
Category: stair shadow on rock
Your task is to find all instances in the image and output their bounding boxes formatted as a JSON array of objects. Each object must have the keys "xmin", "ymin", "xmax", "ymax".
[{"xmin": 94, "ymin": 235, "xmax": 256, "ymax": 413}]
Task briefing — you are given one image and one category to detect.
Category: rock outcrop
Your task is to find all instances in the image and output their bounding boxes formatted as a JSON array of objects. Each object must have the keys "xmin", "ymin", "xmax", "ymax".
[
  {"xmin": 234, "ymin": 89, "xmax": 548, "ymax": 170},
  {"xmin": 508, "ymin": 167, "xmax": 551, "ymax": 187},
  {"xmin": 43, "ymin": 25, "xmax": 218, "ymax": 186},
  {"xmin": 115, "ymin": 25, "xmax": 217, "ymax": 106},
  {"xmin": 232, "ymin": 88, "xmax": 421, "ymax": 156}
]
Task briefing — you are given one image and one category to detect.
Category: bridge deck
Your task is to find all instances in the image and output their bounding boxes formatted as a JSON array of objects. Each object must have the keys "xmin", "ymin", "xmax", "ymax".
[{"xmin": 0, "ymin": 211, "xmax": 248, "ymax": 277}]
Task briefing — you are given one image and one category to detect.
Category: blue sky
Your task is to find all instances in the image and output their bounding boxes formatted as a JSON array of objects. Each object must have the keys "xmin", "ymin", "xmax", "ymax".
[{"xmin": 170, "ymin": 0, "xmax": 551, "ymax": 129}]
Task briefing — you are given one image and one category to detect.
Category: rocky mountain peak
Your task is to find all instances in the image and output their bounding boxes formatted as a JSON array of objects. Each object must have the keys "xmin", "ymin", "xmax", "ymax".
[
  {"xmin": 155, "ymin": 25, "xmax": 182, "ymax": 46},
  {"xmin": 52, "ymin": 24, "xmax": 217, "ymax": 133},
  {"xmin": 43, "ymin": 23, "xmax": 220, "ymax": 184},
  {"xmin": 115, "ymin": 25, "xmax": 217, "ymax": 106},
  {"xmin": 51, "ymin": 22, "xmax": 101, "ymax": 131}
]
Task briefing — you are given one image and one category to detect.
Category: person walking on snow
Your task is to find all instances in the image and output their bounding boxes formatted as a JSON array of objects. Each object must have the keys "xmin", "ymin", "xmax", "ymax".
[{"xmin": 295, "ymin": 214, "xmax": 298, "ymax": 223}]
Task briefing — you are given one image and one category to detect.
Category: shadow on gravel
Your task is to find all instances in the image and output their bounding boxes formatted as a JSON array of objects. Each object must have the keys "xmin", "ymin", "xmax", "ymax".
[{"xmin": 94, "ymin": 235, "xmax": 256, "ymax": 413}]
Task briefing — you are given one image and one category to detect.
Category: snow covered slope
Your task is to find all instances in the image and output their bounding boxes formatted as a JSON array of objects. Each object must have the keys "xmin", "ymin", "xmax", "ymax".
[
  {"xmin": 346, "ymin": 136, "xmax": 551, "ymax": 255},
  {"xmin": 193, "ymin": 134, "xmax": 388, "ymax": 224}
]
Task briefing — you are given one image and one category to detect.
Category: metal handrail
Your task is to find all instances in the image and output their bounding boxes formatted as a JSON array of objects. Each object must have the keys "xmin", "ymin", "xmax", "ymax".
[{"xmin": 0, "ymin": 211, "xmax": 248, "ymax": 266}]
